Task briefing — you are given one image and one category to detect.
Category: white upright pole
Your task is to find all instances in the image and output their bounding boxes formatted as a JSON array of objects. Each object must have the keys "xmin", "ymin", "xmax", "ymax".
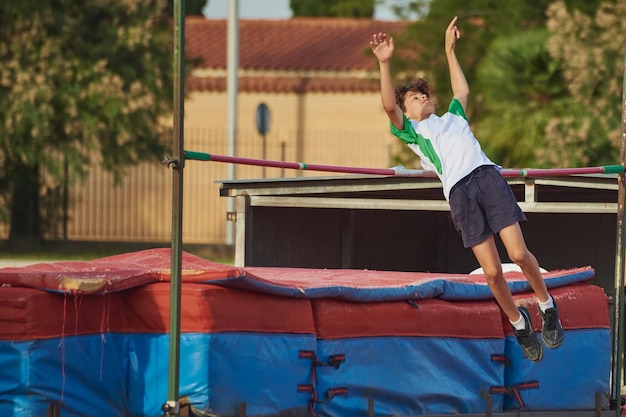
[{"xmin": 226, "ymin": 0, "xmax": 239, "ymax": 245}]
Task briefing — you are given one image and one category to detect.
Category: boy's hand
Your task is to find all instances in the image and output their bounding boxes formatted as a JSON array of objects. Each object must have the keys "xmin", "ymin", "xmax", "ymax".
[
  {"xmin": 370, "ymin": 32, "xmax": 394, "ymax": 63},
  {"xmin": 445, "ymin": 16, "xmax": 461, "ymax": 53}
]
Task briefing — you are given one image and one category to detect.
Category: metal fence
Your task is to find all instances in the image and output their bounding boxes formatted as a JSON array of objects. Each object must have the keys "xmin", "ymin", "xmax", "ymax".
[{"xmin": 0, "ymin": 127, "xmax": 398, "ymax": 244}]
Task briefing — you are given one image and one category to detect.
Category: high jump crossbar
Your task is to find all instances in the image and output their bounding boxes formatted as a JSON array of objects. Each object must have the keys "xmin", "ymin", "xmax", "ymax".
[{"xmin": 184, "ymin": 150, "xmax": 625, "ymax": 178}]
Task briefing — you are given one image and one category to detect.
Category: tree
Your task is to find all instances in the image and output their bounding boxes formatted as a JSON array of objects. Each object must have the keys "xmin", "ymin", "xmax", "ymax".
[
  {"xmin": 383, "ymin": 0, "xmax": 429, "ymax": 20},
  {"xmin": 0, "ymin": 0, "xmax": 174, "ymax": 248},
  {"xmin": 167, "ymin": 0, "xmax": 208, "ymax": 16},
  {"xmin": 392, "ymin": 0, "xmax": 562, "ymax": 112},
  {"xmin": 291, "ymin": 0, "xmax": 375, "ymax": 18},
  {"xmin": 543, "ymin": 0, "xmax": 625, "ymax": 167},
  {"xmin": 472, "ymin": 29, "xmax": 585, "ymax": 168}
]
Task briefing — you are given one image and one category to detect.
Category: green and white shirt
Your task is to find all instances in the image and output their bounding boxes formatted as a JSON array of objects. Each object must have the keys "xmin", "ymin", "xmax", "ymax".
[{"xmin": 390, "ymin": 98, "xmax": 497, "ymax": 201}]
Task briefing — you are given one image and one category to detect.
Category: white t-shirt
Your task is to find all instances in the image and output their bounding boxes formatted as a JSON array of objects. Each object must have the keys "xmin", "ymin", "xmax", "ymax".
[{"xmin": 390, "ymin": 98, "xmax": 498, "ymax": 201}]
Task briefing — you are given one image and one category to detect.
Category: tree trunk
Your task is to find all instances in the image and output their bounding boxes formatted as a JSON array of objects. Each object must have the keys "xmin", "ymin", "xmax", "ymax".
[{"xmin": 8, "ymin": 163, "xmax": 42, "ymax": 250}]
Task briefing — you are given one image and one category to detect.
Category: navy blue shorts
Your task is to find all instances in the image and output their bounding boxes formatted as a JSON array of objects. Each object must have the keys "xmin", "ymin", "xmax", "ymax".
[{"xmin": 449, "ymin": 165, "xmax": 526, "ymax": 248}]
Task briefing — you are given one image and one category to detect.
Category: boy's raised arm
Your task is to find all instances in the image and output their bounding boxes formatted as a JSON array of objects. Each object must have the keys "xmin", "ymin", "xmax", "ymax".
[
  {"xmin": 370, "ymin": 33, "xmax": 404, "ymax": 130},
  {"xmin": 445, "ymin": 16, "xmax": 469, "ymax": 111}
]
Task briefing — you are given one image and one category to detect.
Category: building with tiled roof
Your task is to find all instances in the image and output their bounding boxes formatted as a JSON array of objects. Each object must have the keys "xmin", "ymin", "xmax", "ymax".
[{"xmin": 185, "ymin": 17, "xmax": 408, "ymax": 93}]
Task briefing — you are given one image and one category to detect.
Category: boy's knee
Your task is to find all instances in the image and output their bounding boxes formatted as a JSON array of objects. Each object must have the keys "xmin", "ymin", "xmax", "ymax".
[
  {"xmin": 481, "ymin": 265, "xmax": 503, "ymax": 284},
  {"xmin": 508, "ymin": 249, "xmax": 531, "ymax": 266}
]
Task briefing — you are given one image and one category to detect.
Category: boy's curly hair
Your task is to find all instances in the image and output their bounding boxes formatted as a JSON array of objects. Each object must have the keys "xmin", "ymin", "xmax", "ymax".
[{"xmin": 395, "ymin": 78, "xmax": 430, "ymax": 112}]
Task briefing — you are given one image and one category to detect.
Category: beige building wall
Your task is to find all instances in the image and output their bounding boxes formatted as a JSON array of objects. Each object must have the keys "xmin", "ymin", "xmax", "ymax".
[
  {"xmin": 186, "ymin": 90, "xmax": 399, "ymax": 173},
  {"xmin": 1, "ymin": 91, "xmax": 404, "ymax": 245}
]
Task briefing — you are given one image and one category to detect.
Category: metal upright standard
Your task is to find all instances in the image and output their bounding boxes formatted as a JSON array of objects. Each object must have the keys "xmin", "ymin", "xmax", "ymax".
[
  {"xmin": 163, "ymin": 0, "xmax": 185, "ymax": 416},
  {"xmin": 611, "ymin": 41, "xmax": 626, "ymax": 417}
]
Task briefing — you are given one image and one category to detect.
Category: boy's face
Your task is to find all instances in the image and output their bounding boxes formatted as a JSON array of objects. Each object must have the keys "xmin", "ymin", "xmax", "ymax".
[{"xmin": 404, "ymin": 90, "xmax": 435, "ymax": 121}]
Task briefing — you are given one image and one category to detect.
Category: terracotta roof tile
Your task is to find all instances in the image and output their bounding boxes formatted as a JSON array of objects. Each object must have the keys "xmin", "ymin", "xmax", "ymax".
[
  {"xmin": 185, "ymin": 17, "xmax": 408, "ymax": 93},
  {"xmin": 187, "ymin": 75, "xmax": 381, "ymax": 93}
]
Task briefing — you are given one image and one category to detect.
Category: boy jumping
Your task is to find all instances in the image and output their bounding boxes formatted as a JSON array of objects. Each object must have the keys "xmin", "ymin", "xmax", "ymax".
[{"xmin": 370, "ymin": 16, "xmax": 564, "ymax": 362}]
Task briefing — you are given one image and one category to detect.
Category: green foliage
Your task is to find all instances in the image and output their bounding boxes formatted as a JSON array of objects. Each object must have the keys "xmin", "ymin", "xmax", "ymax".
[
  {"xmin": 383, "ymin": 0, "xmax": 429, "ymax": 20},
  {"xmin": 545, "ymin": 0, "xmax": 624, "ymax": 166},
  {"xmin": 0, "ymin": 0, "xmax": 174, "ymax": 242},
  {"xmin": 291, "ymin": 0, "xmax": 375, "ymax": 17},
  {"xmin": 166, "ymin": 0, "xmax": 209, "ymax": 16},
  {"xmin": 474, "ymin": 29, "xmax": 573, "ymax": 167},
  {"xmin": 392, "ymin": 0, "xmax": 555, "ymax": 111}
]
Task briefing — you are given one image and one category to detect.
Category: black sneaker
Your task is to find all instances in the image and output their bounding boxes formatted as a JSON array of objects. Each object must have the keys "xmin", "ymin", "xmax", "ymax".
[
  {"xmin": 540, "ymin": 298, "xmax": 564, "ymax": 349},
  {"xmin": 512, "ymin": 307, "xmax": 543, "ymax": 363}
]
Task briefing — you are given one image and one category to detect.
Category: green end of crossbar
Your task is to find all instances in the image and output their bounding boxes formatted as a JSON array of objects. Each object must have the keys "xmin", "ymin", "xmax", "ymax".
[
  {"xmin": 184, "ymin": 150, "xmax": 211, "ymax": 161},
  {"xmin": 603, "ymin": 165, "xmax": 625, "ymax": 174}
]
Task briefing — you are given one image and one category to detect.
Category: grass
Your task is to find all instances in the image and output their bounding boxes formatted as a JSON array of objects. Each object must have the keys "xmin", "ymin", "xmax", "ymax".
[{"xmin": 0, "ymin": 240, "xmax": 235, "ymax": 264}]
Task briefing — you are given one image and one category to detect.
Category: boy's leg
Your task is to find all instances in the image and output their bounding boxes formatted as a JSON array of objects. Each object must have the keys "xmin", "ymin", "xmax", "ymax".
[
  {"xmin": 499, "ymin": 223, "xmax": 564, "ymax": 348},
  {"xmin": 471, "ymin": 235, "xmax": 521, "ymax": 321},
  {"xmin": 498, "ymin": 223, "xmax": 549, "ymax": 301},
  {"xmin": 471, "ymin": 235, "xmax": 543, "ymax": 362}
]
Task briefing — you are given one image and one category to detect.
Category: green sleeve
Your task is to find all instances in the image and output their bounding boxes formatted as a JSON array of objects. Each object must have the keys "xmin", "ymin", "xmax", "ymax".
[
  {"xmin": 388, "ymin": 115, "xmax": 443, "ymax": 175},
  {"xmin": 390, "ymin": 115, "xmax": 420, "ymax": 144},
  {"xmin": 448, "ymin": 98, "xmax": 469, "ymax": 121}
]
